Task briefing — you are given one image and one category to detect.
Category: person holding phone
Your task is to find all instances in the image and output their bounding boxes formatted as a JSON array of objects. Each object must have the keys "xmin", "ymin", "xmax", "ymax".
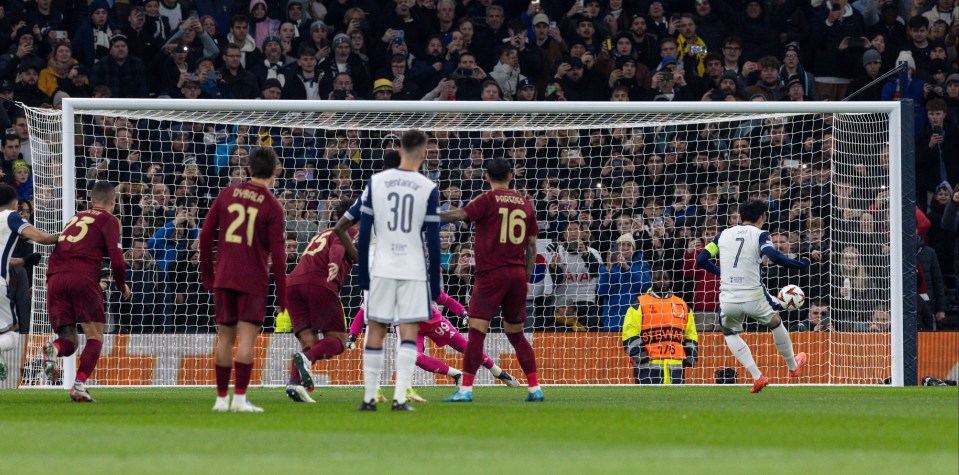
[
  {"xmin": 598, "ymin": 233, "xmax": 652, "ymax": 331},
  {"xmin": 809, "ymin": 0, "xmax": 867, "ymax": 101}
]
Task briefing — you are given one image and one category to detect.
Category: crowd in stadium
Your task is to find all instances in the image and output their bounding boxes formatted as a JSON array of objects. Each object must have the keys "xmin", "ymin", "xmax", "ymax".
[{"xmin": 0, "ymin": 0, "xmax": 957, "ymax": 335}]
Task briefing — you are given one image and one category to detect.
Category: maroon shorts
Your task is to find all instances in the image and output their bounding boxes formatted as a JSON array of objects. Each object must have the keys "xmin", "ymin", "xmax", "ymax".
[
  {"xmin": 47, "ymin": 275, "xmax": 104, "ymax": 330},
  {"xmin": 287, "ymin": 284, "xmax": 346, "ymax": 335},
  {"xmin": 468, "ymin": 266, "xmax": 528, "ymax": 324},
  {"xmin": 214, "ymin": 289, "xmax": 266, "ymax": 326}
]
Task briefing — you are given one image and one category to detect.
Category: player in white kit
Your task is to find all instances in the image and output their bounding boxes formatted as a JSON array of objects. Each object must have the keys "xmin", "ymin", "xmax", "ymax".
[
  {"xmin": 355, "ymin": 130, "xmax": 441, "ymax": 411},
  {"xmin": 695, "ymin": 200, "xmax": 809, "ymax": 393}
]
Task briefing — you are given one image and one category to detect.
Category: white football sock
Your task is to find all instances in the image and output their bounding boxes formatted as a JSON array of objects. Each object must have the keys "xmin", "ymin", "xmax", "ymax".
[
  {"xmin": 488, "ymin": 364, "xmax": 503, "ymax": 377},
  {"xmin": 363, "ymin": 347, "xmax": 384, "ymax": 404},
  {"xmin": 771, "ymin": 324, "xmax": 798, "ymax": 371},
  {"xmin": 0, "ymin": 331, "xmax": 17, "ymax": 352},
  {"xmin": 393, "ymin": 341, "xmax": 417, "ymax": 405},
  {"xmin": 232, "ymin": 393, "xmax": 246, "ymax": 406},
  {"xmin": 724, "ymin": 334, "xmax": 762, "ymax": 380},
  {"xmin": 447, "ymin": 367, "xmax": 462, "ymax": 377}
]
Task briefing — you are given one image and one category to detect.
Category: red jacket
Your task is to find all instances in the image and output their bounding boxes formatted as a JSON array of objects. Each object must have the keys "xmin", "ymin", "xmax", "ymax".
[{"xmin": 682, "ymin": 241, "xmax": 720, "ymax": 312}]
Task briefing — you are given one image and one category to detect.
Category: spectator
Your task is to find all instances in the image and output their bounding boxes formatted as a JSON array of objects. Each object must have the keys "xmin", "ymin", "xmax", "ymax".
[
  {"xmin": 73, "ymin": 0, "xmax": 118, "ymax": 67},
  {"xmin": 158, "ymin": 0, "xmax": 186, "ymax": 33},
  {"xmin": 796, "ymin": 298, "xmax": 833, "ymax": 331},
  {"xmin": 119, "ymin": 239, "xmax": 159, "ymax": 334},
  {"xmin": 530, "ymin": 13, "xmax": 568, "ymax": 94},
  {"xmin": 555, "ymin": 55, "xmax": 606, "ymax": 101},
  {"xmin": 917, "ymin": 99, "xmax": 958, "ymax": 204},
  {"xmin": 195, "ymin": 57, "xmax": 228, "ymax": 99},
  {"xmin": 153, "ymin": 40, "xmax": 194, "ymax": 97},
  {"xmin": 621, "ymin": 269, "xmax": 698, "ymax": 384},
  {"xmin": 123, "ymin": 6, "xmax": 163, "ymax": 66},
  {"xmin": 918, "ymin": 236, "xmax": 947, "ymax": 329},
  {"xmin": 473, "ymin": 4, "xmax": 510, "ymax": 71},
  {"xmin": 711, "ymin": 0, "xmax": 803, "ymax": 61},
  {"xmin": 1, "ymin": 133, "xmax": 23, "ymax": 184},
  {"xmin": 747, "ymin": 56, "xmax": 783, "ymax": 101},
  {"xmin": 832, "ymin": 245, "xmax": 880, "ymax": 330},
  {"xmin": 845, "ymin": 48, "xmax": 884, "ymax": 100},
  {"xmin": 490, "ymin": 44, "xmax": 530, "ymax": 100},
  {"xmin": 682, "ymin": 222, "xmax": 722, "ymax": 331},
  {"xmin": 692, "ymin": 0, "xmax": 728, "ymax": 53},
  {"xmin": 444, "ymin": 242, "xmax": 475, "ymax": 305},
  {"xmin": 148, "ymin": 207, "xmax": 199, "ymax": 274},
  {"xmin": 451, "ymin": 51, "xmax": 487, "ymax": 100},
  {"xmin": 281, "ymin": 46, "xmax": 320, "ymax": 100},
  {"xmin": 226, "ymin": 15, "xmax": 262, "ymax": 68},
  {"xmin": 676, "ymin": 14, "xmax": 708, "ymax": 77},
  {"xmin": 13, "ymin": 63, "xmax": 50, "ymax": 107},
  {"xmin": 318, "ymin": 33, "xmax": 371, "ymax": 99},
  {"xmin": 249, "ymin": 35, "xmax": 290, "ymax": 90},
  {"xmin": 38, "ymin": 43, "xmax": 78, "ymax": 98},
  {"xmin": 164, "ymin": 16, "xmax": 222, "ymax": 62},
  {"xmin": 548, "ymin": 222, "xmax": 603, "ymax": 331},
  {"xmin": 143, "ymin": 0, "xmax": 173, "ymax": 50},
  {"xmin": 597, "ymin": 233, "xmax": 652, "ymax": 331},
  {"xmin": 219, "ymin": 44, "xmax": 258, "ymax": 99},
  {"xmin": 248, "ymin": 0, "xmax": 280, "ymax": 50},
  {"xmin": 409, "ymin": 35, "xmax": 453, "ymax": 93},
  {"xmin": 90, "ymin": 35, "xmax": 149, "ymax": 98}
]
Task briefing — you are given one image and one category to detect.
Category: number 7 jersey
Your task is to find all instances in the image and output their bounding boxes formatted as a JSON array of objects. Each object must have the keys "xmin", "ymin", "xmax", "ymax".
[
  {"xmin": 710, "ymin": 224, "xmax": 772, "ymax": 303},
  {"xmin": 464, "ymin": 189, "xmax": 538, "ymax": 274}
]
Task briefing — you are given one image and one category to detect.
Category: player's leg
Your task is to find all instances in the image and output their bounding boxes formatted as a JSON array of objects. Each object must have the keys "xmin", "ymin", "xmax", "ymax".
[
  {"xmin": 445, "ymin": 274, "xmax": 505, "ymax": 402},
  {"xmin": 287, "ymin": 285, "xmax": 317, "ymax": 390},
  {"xmin": 44, "ymin": 277, "xmax": 78, "ymax": 380},
  {"xmin": 392, "ymin": 321, "xmax": 419, "ymax": 410},
  {"xmin": 766, "ymin": 314, "xmax": 807, "ymax": 377},
  {"xmin": 360, "ymin": 321, "xmax": 388, "ymax": 410},
  {"xmin": 213, "ymin": 324, "xmax": 237, "ymax": 410},
  {"xmin": 70, "ymin": 321, "xmax": 104, "ymax": 402},
  {"xmin": 439, "ymin": 322, "xmax": 516, "ymax": 386},
  {"xmin": 231, "ymin": 320, "xmax": 263, "ymax": 412},
  {"xmin": 720, "ymin": 304, "xmax": 766, "ymax": 392},
  {"xmin": 502, "ymin": 268, "xmax": 542, "ymax": 401}
]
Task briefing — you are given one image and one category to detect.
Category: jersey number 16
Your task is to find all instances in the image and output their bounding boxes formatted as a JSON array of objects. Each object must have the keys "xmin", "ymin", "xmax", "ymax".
[{"xmin": 498, "ymin": 208, "xmax": 527, "ymax": 244}]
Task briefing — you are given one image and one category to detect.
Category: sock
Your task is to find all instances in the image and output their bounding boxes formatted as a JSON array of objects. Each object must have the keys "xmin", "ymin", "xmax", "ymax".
[
  {"xmin": 232, "ymin": 393, "xmax": 246, "ymax": 406},
  {"xmin": 771, "ymin": 324, "xmax": 798, "ymax": 371},
  {"xmin": 0, "ymin": 331, "xmax": 16, "ymax": 351},
  {"xmin": 233, "ymin": 361, "xmax": 252, "ymax": 396},
  {"xmin": 215, "ymin": 364, "xmax": 231, "ymax": 398},
  {"xmin": 416, "ymin": 353, "xmax": 451, "ymax": 375},
  {"xmin": 53, "ymin": 338, "xmax": 76, "ymax": 357},
  {"xmin": 363, "ymin": 346, "xmax": 384, "ymax": 403},
  {"xmin": 288, "ymin": 360, "xmax": 301, "ymax": 386},
  {"xmin": 506, "ymin": 332, "xmax": 539, "ymax": 391},
  {"xmin": 488, "ymin": 364, "xmax": 503, "ymax": 377},
  {"xmin": 724, "ymin": 333, "xmax": 762, "ymax": 380},
  {"xmin": 447, "ymin": 367, "xmax": 462, "ymax": 377},
  {"xmin": 480, "ymin": 353, "xmax": 497, "ymax": 371},
  {"xmin": 394, "ymin": 340, "xmax": 417, "ymax": 404},
  {"xmin": 305, "ymin": 337, "xmax": 345, "ymax": 362},
  {"xmin": 460, "ymin": 328, "xmax": 487, "ymax": 392},
  {"xmin": 75, "ymin": 339, "xmax": 102, "ymax": 384}
]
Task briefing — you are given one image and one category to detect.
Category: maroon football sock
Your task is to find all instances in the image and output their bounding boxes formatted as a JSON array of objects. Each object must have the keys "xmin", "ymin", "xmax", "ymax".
[
  {"xmin": 461, "ymin": 328, "xmax": 487, "ymax": 385},
  {"xmin": 288, "ymin": 360, "xmax": 301, "ymax": 386},
  {"xmin": 233, "ymin": 361, "xmax": 253, "ymax": 396},
  {"xmin": 215, "ymin": 364, "xmax": 232, "ymax": 398},
  {"xmin": 53, "ymin": 338, "xmax": 76, "ymax": 357},
  {"xmin": 305, "ymin": 337, "xmax": 345, "ymax": 362},
  {"xmin": 75, "ymin": 339, "xmax": 102, "ymax": 384},
  {"xmin": 507, "ymin": 332, "xmax": 539, "ymax": 386}
]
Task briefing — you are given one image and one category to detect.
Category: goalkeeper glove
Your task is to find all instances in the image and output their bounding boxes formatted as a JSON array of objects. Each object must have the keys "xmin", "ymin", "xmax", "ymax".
[
  {"xmin": 274, "ymin": 309, "xmax": 292, "ymax": 333},
  {"xmin": 346, "ymin": 334, "xmax": 358, "ymax": 350},
  {"xmin": 458, "ymin": 312, "xmax": 469, "ymax": 328},
  {"xmin": 25, "ymin": 252, "xmax": 42, "ymax": 267}
]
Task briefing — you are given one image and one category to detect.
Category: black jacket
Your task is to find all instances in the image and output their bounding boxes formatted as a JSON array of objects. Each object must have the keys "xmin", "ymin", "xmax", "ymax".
[{"xmin": 219, "ymin": 66, "xmax": 259, "ymax": 99}]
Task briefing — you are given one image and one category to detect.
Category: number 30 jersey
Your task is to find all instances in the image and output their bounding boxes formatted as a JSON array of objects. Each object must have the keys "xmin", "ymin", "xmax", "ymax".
[
  {"xmin": 711, "ymin": 224, "xmax": 773, "ymax": 303},
  {"xmin": 360, "ymin": 168, "xmax": 438, "ymax": 281},
  {"xmin": 199, "ymin": 181, "xmax": 286, "ymax": 300},
  {"xmin": 47, "ymin": 207, "xmax": 127, "ymax": 292},
  {"xmin": 464, "ymin": 189, "xmax": 538, "ymax": 274}
]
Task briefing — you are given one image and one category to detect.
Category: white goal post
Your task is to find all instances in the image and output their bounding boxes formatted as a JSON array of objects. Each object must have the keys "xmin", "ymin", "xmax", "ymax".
[{"xmin": 19, "ymin": 99, "xmax": 915, "ymax": 388}]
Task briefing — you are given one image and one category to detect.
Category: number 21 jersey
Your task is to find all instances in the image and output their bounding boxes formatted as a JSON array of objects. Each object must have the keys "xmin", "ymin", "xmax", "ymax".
[
  {"xmin": 464, "ymin": 189, "xmax": 538, "ymax": 274},
  {"xmin": 362, "ymin": 169, "xmax": 438, "ymax": 281}
]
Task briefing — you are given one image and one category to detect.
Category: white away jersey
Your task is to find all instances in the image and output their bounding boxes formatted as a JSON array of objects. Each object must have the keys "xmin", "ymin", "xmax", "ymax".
[
  {"xmin": 714, "ymin": 224, "xmax": 773, "ymax": 303},
  {"xmin": 360, "ymin": 169, "xmax": 439, "ymax": 281}
]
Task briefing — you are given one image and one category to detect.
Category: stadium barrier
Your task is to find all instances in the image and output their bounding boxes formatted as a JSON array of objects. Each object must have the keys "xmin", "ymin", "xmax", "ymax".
[{"xmin": 9, "ymin": 332, "xmax": 956, "ymax": 388}]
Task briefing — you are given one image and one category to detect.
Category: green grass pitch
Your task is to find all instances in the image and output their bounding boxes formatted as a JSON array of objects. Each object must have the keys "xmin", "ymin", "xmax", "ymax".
[{"xmin": 0, "ymin": 386, "xmax": 956, "ymax": 474}]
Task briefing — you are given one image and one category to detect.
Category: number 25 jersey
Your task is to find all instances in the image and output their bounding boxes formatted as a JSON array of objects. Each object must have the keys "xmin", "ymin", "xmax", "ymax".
[
  {"xmin": 47, "ymin": 208, "xmax": 126, "ymax": 289},
  {"xmin": 361, "ymin": 168, "xmax": 438, "ymax": 281}
]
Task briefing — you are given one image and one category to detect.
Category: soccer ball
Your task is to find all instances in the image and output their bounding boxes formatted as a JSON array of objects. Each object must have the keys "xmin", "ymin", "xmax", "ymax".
[{"xmin": 778, "ymin": 285, "xmax": 806, "ymax": 311}]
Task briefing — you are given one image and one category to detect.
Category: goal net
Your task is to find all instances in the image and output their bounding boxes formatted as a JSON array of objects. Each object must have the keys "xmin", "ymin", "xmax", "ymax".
[{"xmin": 20, "ymin": 100, "xmax": 908, "ymax": 388}]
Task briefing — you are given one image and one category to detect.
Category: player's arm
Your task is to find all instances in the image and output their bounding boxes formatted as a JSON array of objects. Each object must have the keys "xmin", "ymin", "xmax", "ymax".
[
  {"xmin": 759, "ymin": 232, "xmax": 810, "ymax": 269},
  {"xmin": 335, "ymin": 191, "xmax": 363, "ymax": 261},
  {"xmin": 435, "ymin": 291, "xmax": 467, "ymax": 315},
  {"xmin": 683, "ymin": 308, "xmax": 698, "ymax": 368},
  {"xmin": 695, "ymin": 232, "xmax": 722, "ymax": 276},
  {"xmin": 103, "ymin": 218, "xmax": 130, "ymax": 299},
  {"xmin": 19, "ymin": 225, "xmax": 59, "ymax": 245},
  {"xmin": 425, "ymin": 187, "xmax": 442, "ymax": 300},
  {"xmin": 347, "ymin": 307, "xmax": 365, "ymax": 349},
  {"xmin": 357, "ymin": 187, "xmax": 374, "ymax": 290},
  {"xmin": 269, "ymin": 206, "xmax": 288, "ymax": 310},
  {"xmin": 9, "ymin": 253, "xmax": 42, "ymax": 268},
  {"xmin": 525, "ymin": 234, "xmax": 537, "ymax": 280},
  {"xmin": 439, "ymin": 207, "xmax": 468, "ymax": 223},
  {"xmin": 198, "ymin": 197, "xmax": 221, "ymax": 290}
]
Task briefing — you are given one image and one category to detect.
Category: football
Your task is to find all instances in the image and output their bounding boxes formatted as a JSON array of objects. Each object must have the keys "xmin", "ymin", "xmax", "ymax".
[{"xmin": 778, "ymin": 284, "xmax": 806, "ymax": 310}]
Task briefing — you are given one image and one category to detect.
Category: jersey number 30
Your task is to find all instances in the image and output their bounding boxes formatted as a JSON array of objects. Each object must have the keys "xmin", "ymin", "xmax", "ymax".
[
  {"xmin": 497, "ymin": 208, "xmax": 527, "ymax": 244},
  {"xmin": 225, "ymin": 204, "xmax": 259, "ymax": 246}
]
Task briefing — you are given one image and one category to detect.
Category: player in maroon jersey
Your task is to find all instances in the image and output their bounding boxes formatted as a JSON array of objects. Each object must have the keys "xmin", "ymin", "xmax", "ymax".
[
  {"xmin": 439, "ymin": 158, "xmax": 544, "ymax": 402},
  {"xmin": 200, "ymin": 147, "xmax": 286, "ymax": 413},
  {"xmin": 43, "ymin": 181, "xmax": 132, "ymax": 402},
  {"xmin": 285, "ymin": 199, "xmax": 357, "ymax": 403}
]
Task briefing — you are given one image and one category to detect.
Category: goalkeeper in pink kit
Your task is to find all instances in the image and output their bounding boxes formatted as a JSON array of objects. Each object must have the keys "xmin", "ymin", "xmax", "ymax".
[{"xmin": 348, "ymin": 291, "xmax": 519, "ymax": 402}]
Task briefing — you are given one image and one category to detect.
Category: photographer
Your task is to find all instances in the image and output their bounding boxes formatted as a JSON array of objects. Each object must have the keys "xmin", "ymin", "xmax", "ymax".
[
  {"xmin": 451, "ymin": 51, "xmax": 487, "ymax": 100},
  {"xmin": 554, "ymin": 56, "xmax": 607, "ymax": 101},
  {"xmin": 648, "ymin": 57, "xmax": 694, "ymax": 101},
  {"xmin": 548, "ymin": 222, "xmax": 603, "ymax": 331}
]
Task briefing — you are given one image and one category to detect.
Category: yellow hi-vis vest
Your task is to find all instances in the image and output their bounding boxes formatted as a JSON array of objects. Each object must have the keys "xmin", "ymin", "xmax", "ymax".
[{"xmin": 622, "ymin": 292, "xmax": 698, "ymax": 360}]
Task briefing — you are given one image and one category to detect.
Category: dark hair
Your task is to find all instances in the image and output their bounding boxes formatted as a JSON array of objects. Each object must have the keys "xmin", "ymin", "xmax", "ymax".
[
  {"xmin": 298, "ymin": 46, "xmax": 317, "ymax": 57},
  {"xmin": 400, "ymin": 129, "xmax": 427, "ymax": 153},
  {"xmin": 335, "ymin": 198, "xmax": 354, "ymax": 220},
  {"xmin": 907, "ymin": 16, "xmax": 928, "ymax": 30},
  {"xmin": 0, "ymin": 184, "xmax": 17, "ymax": 207},
  {"xmin": 383, "ymin": 150, "xmax": 401, "ymax": 169},
  {"xmin": 485, "ymin": 157, "xmax": 512, "ymax": 183},
  {"xmin": 723, "ymin": 35, "xmax": 743, "ymax": 47},
  {"xmin": 90, "ymin": 180, "xmax": 116, "ymax": 205},
  {"xmin": 1, "ymin": 134, "xmax": 19, "ymax": 148},
  {"xmin": 249, "ymin": 147, "xmax": 278, "ymax": 178},
  {"xmin": 739, "ymin": 199, "xmax": 768, "ymax": 222},
  {"xmin": 230, "ymin": 14, "xmax": 249, "ymax": 27},
  {"xmin": 926, "ymin": 98, "xmax": 947, "ymax": 112}
]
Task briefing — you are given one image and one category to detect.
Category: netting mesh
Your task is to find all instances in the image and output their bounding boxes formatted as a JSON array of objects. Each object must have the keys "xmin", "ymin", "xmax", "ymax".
[{"xmin": 21, "ymin": 104, "xmax": 896, "ymax": 387}]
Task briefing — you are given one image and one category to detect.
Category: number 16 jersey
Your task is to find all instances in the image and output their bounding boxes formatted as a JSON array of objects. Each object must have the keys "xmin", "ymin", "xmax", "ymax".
[
  {"xmin": 361, "ymin": 168, "xmax": 438, "ymax": 281},
  {"xmin": 464, "ymin": 189, "xmax": 538, "ymax": 274}
]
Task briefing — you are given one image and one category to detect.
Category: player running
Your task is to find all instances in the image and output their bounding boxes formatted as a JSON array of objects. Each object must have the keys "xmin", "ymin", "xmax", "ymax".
[
  {"xmin": 285, "ymin": 199, "xmax": 357, "ymax": 403},
  {"xmin": 440, "ymin": 158, "xmax": 543, "ymax": 403},
  {"xmin": 42, "ymin": 181, "xmax": 131, "ymax": 402},
  {"xmin": 695, "ymin": 199, "xmax": 809, "ymax": 393},
  {"xmin": 200, "ymin": 147, "xmax": 287, "ymax": 413},
  {"xmin": 347, "ymin": 291, "xmax": 520, "ymax": 403},
  {"xmin": 356, "ymin": 130, "xmax": 441, "ymax": 412}
]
